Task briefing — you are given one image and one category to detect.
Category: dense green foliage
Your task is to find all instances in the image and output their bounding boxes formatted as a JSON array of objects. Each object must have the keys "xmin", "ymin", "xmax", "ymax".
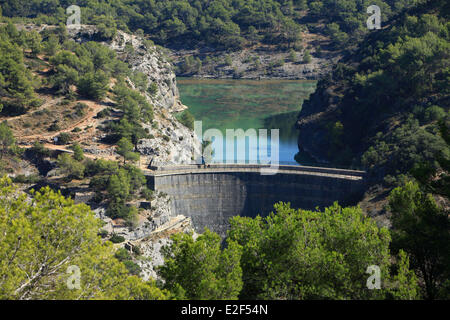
[
  {"xmin": 230, "ymin": 202, "xmax": 419, "ymax": 299},
  {"xmin": 293, "ymin": 2, "xmax": 450, "ymax": 300},
  {"xmin": 104, "ymin": 82, "xmax": 154, "ymax": 145},
  {"xmin": 71, "ymin": 143, "xmax": 84, "ymax": 161},
  {"xmin": 0, "ymin": 175, "xmax": 433, "ymax": 300},
  {"xmin": 0, "ymin": 121, "xmax": 15, "ymax": 159},
  {"xmin": 159, "ymin": 229, "xmax": 243, "ymax": 300},
  {"xmin": 0, "ymin": 22, "xmax": 133, "ymax": 116},
  {"xmin": 116, "ymin": 137, "xmax": 140, "ymax": 164},
  {"xmin": 115, "ymin": 248, "xmax": 142, "ymax": 276},
  {"xmin": 86, "ymin": 159, "xmax": 148, "ymax": 224},
  {"xmin": 1, "ymin": 0, "xmax": 448, "ymax": 301},
  {"xmin": 48, "ymin": 38, "xmax": 129, "ymax": 99},
  {"xmin": 311, "ymin": 0, "xmax": 425, "ymax": 46},
  {"xmin": 300, "ymin": 1, "xmax": 449, "ymax": 185},
  {"xmin": 160, "ymin": 202, "xmax": 420, "ymax": 300},
  {"xmin": 178, "ymin": 110, "xmax": 195, "ymax": 130},
  {"xmin": 0, "ymin": 23, "xmax": 40, "ymax": 115},
  {"xmin": 0, "ymin": 176, "xmax": 167, "ymax": 299},
  {"xmin": 55, "ymin": 150, "xmax": 149, "ymax": 225},
  {"xmin": 57, "ymin": 152, "xmax": 85, "ymax": 180},
  {"xmin": 0, "ymin": 0, "xmax": 424, "ymax": 50},
  {"xmin": 389, "ymin": 182, "xmax": 450, "ymax": 299}
]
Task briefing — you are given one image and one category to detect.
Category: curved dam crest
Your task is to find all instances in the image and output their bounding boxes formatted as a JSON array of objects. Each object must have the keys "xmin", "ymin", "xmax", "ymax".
[{"xmin": 146, "ymin": 164, "xmax": 367, "ymax": 237}]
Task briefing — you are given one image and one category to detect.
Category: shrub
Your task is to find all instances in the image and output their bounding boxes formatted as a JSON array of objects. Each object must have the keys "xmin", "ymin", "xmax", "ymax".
[
  {"xmin": 71, "ymin": 143, "xmax": 84, "ymax": 161},
  {"xmin": 85, "ymin": 158, "xmax": 119, "ymax": 177},
  {"xmin": 116, "ymin": 137, "xmax": 140, "ymax": 164},
  {"xmin": 96, "ymin": 108, "xmax": 111, "ymax": 119},
  {"xmin": 56, "ymin": 132, "xmax": 71, "ymax": 145},
  {"xmin": 30, "ymin": 142, "xmax": 50, "ymax": 157},
  {"xmin": 98, "ymin": 229, "xmax": 109, "ymax": 238},
  {"xmin": 424, "ymin": 105, "xmax": 446, "ymax": 123},
  {"xmin": 48, "ymin": 123, "xmax": 61, "ymax": 132},
  {"xmin": 114, "ymin": 248, "xmax": 132, "ymax": 261},
  {"xmin": 303, "ymin": 50, "xmax": 312, "ymax": 64},
  {"xmin": 224, "ymin": 55, "xmax": 233, "ymax": 66},
  {"xmin": 148, "ymin": 82, "xmax": 158, "ymax": 96},
  {"xmin": 273, "ymin": 59, "xmax": 285, "ymax": 67},
  {"xmin": 74, "ymin": 103, "xmax": 88, "ymax": 117},
  {"xmin": 12, "ymin": 174, "xmax": 40, "ymax": 184},
  {"xmin": 132, "ymin": 245, "xmax": 142, "ymax": 256},
  {"xmin": 0, "ymin": 121, "xmax": 15, "ymax": 158},
  {"xmin": 77, "ymin": 71, "xmax": 109, "ymax": 101},
  {"xmin": 123, "ymin": 260, "xmax": 141, "ymax": 276},
  {"xmin": 288, "ymin": 49, "xmax": 297, "ymax": 62},
  {"xmin": 107, "ymin": 201, "xmax": 132, "ymax": 220},
  {"xmin": 57, "ymin": 153, "xmax": 85, "ymax": 180},
  {"xmin": 141, "ymin": 187, "xmax": 154, "ymax": 201},
  {"xmin": 109, "ymin": 234, "xmax": 125, "ymax": 243},
  {"xmin": 179, "ymin": 110, "xmax": 195, "ymax": 130}
]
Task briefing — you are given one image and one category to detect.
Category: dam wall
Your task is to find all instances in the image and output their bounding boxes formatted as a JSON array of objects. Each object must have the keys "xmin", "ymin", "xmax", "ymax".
[{"xmin": 146, "ymin": 165, "xmax": 367, "ymax": 236}]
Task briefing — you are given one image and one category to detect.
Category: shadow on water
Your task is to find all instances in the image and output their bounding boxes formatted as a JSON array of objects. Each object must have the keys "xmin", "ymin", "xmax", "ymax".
[
  {"xmin": 263, "ymin": 111, "xmax": 300, "ymax": 143},
  {"xmin": 177, "ymin": 78, "xmax": 317, "ymax": 164}
]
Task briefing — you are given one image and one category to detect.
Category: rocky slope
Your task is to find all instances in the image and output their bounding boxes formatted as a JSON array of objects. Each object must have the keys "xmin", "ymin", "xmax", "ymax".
[
  {"xmin": 296, "ymin": 84, "xmax": 341, "ymax": 163},
  {"xmin": 169, "ymin": 30, "xmax": 341, "ymax": 80},
  {"xmin": 296, "ymin": 1, "xmax": 450, "ymax": 223},
  {"xmin": 62, "ymin": 25, "xmax": 202, "ymax": 166},
  {"xmin": 62, "ymin": 25, "xmax": 200, "ymax": 278}
]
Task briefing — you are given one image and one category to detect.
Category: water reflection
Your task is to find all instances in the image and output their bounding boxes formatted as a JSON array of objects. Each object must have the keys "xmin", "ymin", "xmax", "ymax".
[{"xmin": 177, "ymin": 79, "xmax": 317, "ymax": 165}]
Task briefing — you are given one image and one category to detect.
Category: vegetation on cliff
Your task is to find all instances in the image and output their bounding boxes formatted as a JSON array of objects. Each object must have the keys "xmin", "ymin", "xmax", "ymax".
[
  {"xmin": 295, "ymin": 1, "xmax": 450, "ymax": 298},
  {"xmin": 0, "ymin": 0, "xmax": 426, "ymax": 50},
  {"xmin": 0, "ymin": 0, "xmax": 448, "ymax": 301},
  {"xmin": 0, "ymin": 176, "xmax": 167, "ymax": 300},
  {"xmin": 0, "ymin": 23, "xmax": 157, "ymax": 229},
  {"xmin": 1, "ymin": 177, "xmax": 429, "ymax": 299},
  {"xmin": 298, "ymin": 0, "xmax": 449, "ymax": 187}
]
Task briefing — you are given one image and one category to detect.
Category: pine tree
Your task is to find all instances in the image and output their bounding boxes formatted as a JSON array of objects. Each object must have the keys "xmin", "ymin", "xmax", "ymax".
[
  {"xmin": 0, "ymin": 121, "xmax": 15, "ymax": 159},
  {"xmin": 0, "ymin": 176, "xmax": 167, "ymax": 300}
]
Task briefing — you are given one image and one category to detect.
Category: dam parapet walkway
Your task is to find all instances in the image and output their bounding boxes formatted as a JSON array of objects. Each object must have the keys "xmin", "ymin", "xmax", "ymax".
[
  {"xmin": 145, "ymin": 164, "xmax": 367, "ymax": 236},
  {"xmin": 145, "ymin": 164, "xmax": 365, "ymax": 180}
]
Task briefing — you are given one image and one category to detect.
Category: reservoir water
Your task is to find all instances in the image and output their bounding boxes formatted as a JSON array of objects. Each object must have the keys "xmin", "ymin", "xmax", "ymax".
[{"xmin": 177, "ymin": 78, "xmax": 317, "ymax": 165}]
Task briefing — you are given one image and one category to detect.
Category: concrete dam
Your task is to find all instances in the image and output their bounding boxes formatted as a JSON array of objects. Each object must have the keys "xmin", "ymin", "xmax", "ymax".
[{"xmin": 146, "ymin": 164, "xmax": 367, "ymax": 236}]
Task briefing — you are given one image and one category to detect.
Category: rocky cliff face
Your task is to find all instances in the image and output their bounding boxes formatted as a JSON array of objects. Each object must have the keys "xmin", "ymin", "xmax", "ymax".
[
  {"xmin": 107, "ymin": 30, "xmax": 180, "ymax": 111},
  {"xmin": 64, "ymin": 25, "xmax": 198, "ymax": 278},
  {"xmin": 67, "ymin": 26, "xmax": 178, "ymax": 110},
  {"xmin": 93, "ymin": 192, "xmax": 194, "ymax": 281},
  {"xmin": 66, "ymin": 25, "xmax": 201, "ymax": 166},
  {"xmin": 296, "ymin": 83, "xmax": 343, "ymax": 163}
]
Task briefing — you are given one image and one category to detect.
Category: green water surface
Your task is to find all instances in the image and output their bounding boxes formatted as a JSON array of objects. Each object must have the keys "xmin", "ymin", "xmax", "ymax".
[{"xmin": 177, "ymin": 78, "xmax": 317, "ymax": 164}]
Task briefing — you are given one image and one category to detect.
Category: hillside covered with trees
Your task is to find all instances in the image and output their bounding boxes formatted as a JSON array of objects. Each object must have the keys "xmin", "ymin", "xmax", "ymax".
[
  {"xmin": 1, "ymin": 176, "xmax": 430, "ymax": 299},
  {"xmin": 298, "ymin": 0, "xmax": 449, "ymax": 186},
  {"xmin": 295, "ymin": 0, "xmax": 450, "ymax": 298},
  {"xmin": 0, "ymin": 0, "xmax": 425, "ymax": 50},
  {"xmin": 0, "ymin": 0, "xmax": 448, "ymax": 301}
]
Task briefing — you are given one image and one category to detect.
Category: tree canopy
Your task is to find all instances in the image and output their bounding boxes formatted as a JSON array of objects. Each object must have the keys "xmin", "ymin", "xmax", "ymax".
[
  {"xmin": 0, "ymin": 23, "xmax": 40, "ymax": 115},
  {"xmin": 0, "ymin": 176, "xmax": 167, "ymax": 300},
  {"xmin": 388, "ymin": 182, "xmax": 450, "ymax": 299},
  {"xmin": 159, "ymin": 202, "xmax": 420, "ymax": 300},
  {"xmin": 0, "ymin": 0, "xmax": 423, "ymax": 50},
  {"xmin": 158, "ymin": 229, "xmax": 243, "ymax": 300}
]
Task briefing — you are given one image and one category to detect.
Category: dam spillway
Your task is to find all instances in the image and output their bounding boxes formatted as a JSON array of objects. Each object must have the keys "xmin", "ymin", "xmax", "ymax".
[{"xmin": 146, "ymin": 164, "xmax": 367, "ymax": 236}]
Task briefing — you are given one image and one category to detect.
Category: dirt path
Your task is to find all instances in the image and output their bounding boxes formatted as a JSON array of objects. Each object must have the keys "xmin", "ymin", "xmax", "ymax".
[
  {"xmin": 0, "ymin": 96, "xmax": 63, "ymax": 123},
  {"xmin": 18, "ymin": 100, "xmax": 106, "ymax": 142},
  {"xmin": 20, "ymin": 142, "xmax": 120, "ymax": 161}
]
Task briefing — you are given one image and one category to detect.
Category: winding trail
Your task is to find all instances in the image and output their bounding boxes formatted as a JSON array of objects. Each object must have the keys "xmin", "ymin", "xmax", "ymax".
[{"xmin": 17, "ymin": 100, "xmax": 107, "ymax": 142}]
